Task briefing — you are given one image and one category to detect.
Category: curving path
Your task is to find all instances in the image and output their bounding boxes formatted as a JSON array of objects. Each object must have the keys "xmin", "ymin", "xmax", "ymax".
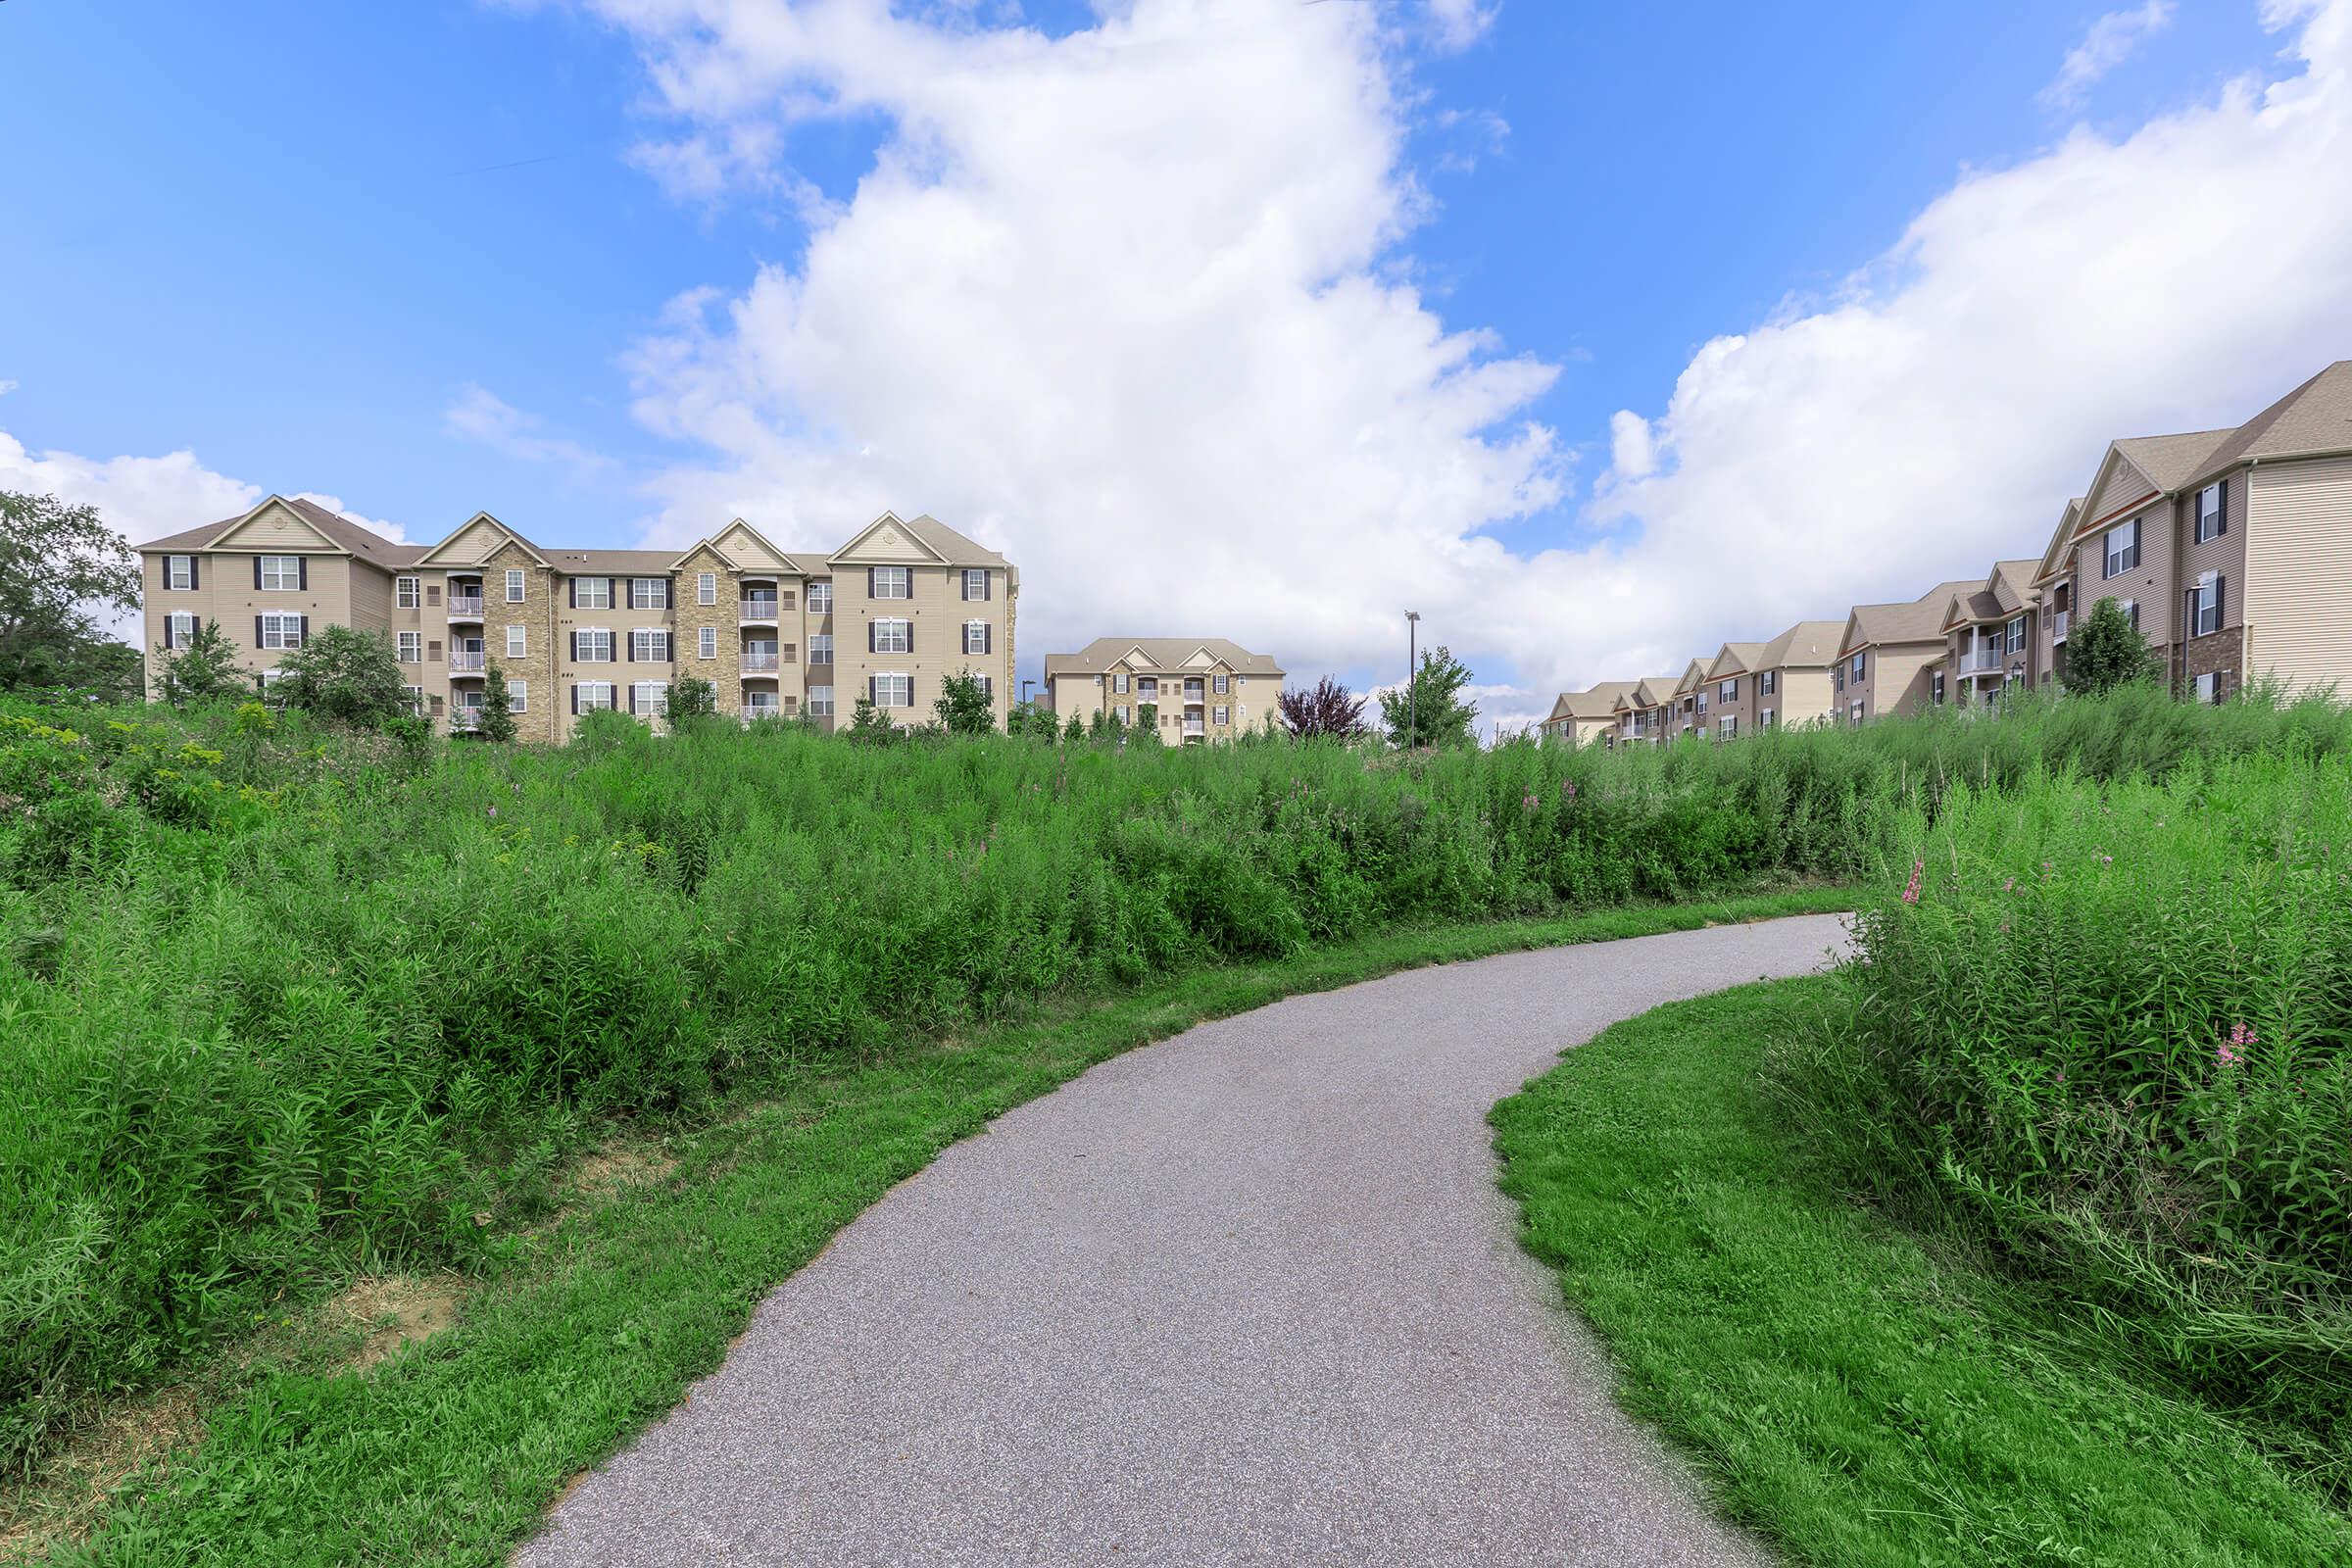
[{"xmin": 520, "ymin": 914, "xmax": 1851, "ymax": 1567}]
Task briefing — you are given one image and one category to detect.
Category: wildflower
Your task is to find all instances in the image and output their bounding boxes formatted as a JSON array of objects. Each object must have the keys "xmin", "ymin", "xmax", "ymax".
[
  {"xmin": 488, "ymin": 805, "xmax": 498, "ymax": 819},
  {"xmin": 2099, "ymin": 854, "xmax": 2112, "ymax": 864},
  {"xmin": 2002, "ymin": 877, "xmax": 2016, "ymax": 893},
  {"xmin": 2218, "ymin": 1023, "xmax": 2254, "ymax": 1068},
  {"xmin": 1522, "ymin": 793, "xmax": 1539, "ymax": 811},
  {"xmin": 1900, "ymin": 858, "xmax": 1924, "ymax": 906},
  {"xmin": 1562, "ymin": 780, "xmax": 1578, "ymax": 799}
]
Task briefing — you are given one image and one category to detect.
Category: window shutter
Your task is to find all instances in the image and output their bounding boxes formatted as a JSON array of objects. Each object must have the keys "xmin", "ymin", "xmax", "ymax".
[
  {"xmin": 867, "ymin": 620, "xmax": 876, "ymax": 653},
  {"xmin": 904, "ymin": 621, "xmax": 912, "ymax": 655},
  {"xmin": 299, "ymin": 615, "xmax": 310, "ymax": 646},
  {"xmin": 983, "ymin": 572, "xmax": 991, "ymax": 602},
  {"xmin": 2216, "ymin": 575, "xmax": 2226, "ymax": 629},
  {"xmin": 2218, "ymin": 477, "xmax": 2230, "ymax": 536},
  {"xmin": 868, "ymin": 675, "xmax": 877, "ymax": 706},
  {"xmin": 568, "ymin": 579, "xmax": 577, "ymax": 609},
  {"xmin": 254, "ymin": 557, "xmax": 263, "ymax": 589},
  {"xmin": 571, "ymin": 685, "xmax": 580, "ymax": 715},
  {"xmin": 254, "ymin": 614, "xmax": 264, "ymax": 648},
  {"xmin": 297, "ymin": 558, "xmax": 308, "ymax": 590},
  {"xmin": 983, "ymin": 624, "xmax": 992, "ymax": 655},
  {"xmin": 628, "ymin": 684, "xmax": 638, "ymax": 714},
  {"xmin": 609, "ymin": 577, "xmax": 619, "ymax": 609},
  {"xmin": 189, "ymin": 557, "xmax": 200, "ymax": 590},
  {"xmin": 570, "ymin": 630, "xmax": 579, "ymax": 662},
  {"xmin": 164, "ymin": 616, "xmax": 176, "ymax": 651},
  {"xmin": 626, "ymin": 634, "xmax": 635, "ymax": 663}
]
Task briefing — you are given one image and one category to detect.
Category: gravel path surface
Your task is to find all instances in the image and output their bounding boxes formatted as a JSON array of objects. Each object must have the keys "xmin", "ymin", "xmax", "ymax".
[{"xmin": 519, "ymin": 913, "xmax": 1851, "ymax": 1567}]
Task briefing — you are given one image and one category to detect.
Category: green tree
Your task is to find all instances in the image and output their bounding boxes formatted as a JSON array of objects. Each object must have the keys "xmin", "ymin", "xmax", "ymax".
[
  {"xmin": 668, "ymin": 673, "xmax": 717, "ymax": 723},
  {"xmin": 2065, "ymin": 597, "xmax": 2164, "ymax": 697},
  {"xmin": 934, "ymin": 670, "xmax": 999, "ymax": 735},
  {"xmin": 1133, "ymin": 700, "xmax": 1160, "ymax": 743},
  {"xmin": 154, "ymin": 618, "xmax": 247, "ymax": 706},
  {"xmin": 478, "ymin": 663, "xmax": 518, "ymax": 743},
  {"xmin": 1064, "ymin": 710, "xmax": 1085, "ymax": 742},
  {"xmin": 0, "ymin": 490, "xmax": 142, "ymax": 695},
  {"xmin": 271, "ymin": 624, "xmax": 407, "ymax": 729},
  {"xmin": 1381, "ymin": 645, "xmax": 1480, "ymax": 749},
  {"xmin": 846, "ymin": 695, "xmax": 897, "ymax": 744}
]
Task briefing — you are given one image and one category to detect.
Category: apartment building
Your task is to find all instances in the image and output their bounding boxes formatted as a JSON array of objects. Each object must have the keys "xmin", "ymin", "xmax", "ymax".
[
  {"xmin": 1538, "ymin": 680, "xmax": 1637, "ymax": 746},
  {"xmin": 2033, "ymin": 361, "xmax": 2352, "ymax": 704},
  {"xmin": 1610, "ymin": 674, "xmax": 1682, "ymax": 745},
  {"xmin": 1709, "ymin": 620, "xmax": 1844, "ymax": 735},
  {"xmin": 1936, "ymin": 559, "xmax": 2041, "ymax": 704},
  {"xmin": 140, "ymin": 499, "xmax": 1016, "ymax": 740},
  {"xmin": 1834, "ymin": 579, "xmax": 1978, "ymax": 723},
  {"xmin": 1667, "ymin": 659, "xmax": 1708, "ymax": 738},
  {"xmin": 1042, "ymin": 638, "xmax": 1282, "ymax": 742}
]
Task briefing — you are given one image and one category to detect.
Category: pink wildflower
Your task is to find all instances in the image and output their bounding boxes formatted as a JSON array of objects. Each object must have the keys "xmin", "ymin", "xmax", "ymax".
[
  {"xmin": 1901, "ymin": 859, "xmax": 1924, "ymax": 906},
  {"xmin": 2003, "ymin": 877, "xmax": 2016, "ymax": 893},
  {"xmin": 2219, "ymin": 1023, "xmax": 2253, "ymax": 1068}
]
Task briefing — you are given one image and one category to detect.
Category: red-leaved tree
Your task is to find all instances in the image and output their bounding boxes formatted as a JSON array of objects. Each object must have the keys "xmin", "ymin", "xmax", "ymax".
[{"xmin": 1278, "ymin": 676, "xmax": 1367, "ymax": 739}]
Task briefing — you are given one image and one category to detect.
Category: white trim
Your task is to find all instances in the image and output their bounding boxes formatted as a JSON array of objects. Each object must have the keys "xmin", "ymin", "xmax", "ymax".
[
  {"xmin": 574, "ymin": 627, "xmax": 615, "ymax": 662},
  {"xmin": 507, "ymin": 625, "xmax": 527, "ymax": 659},
  {"xmin": 510, "ymin": 678, "xmax": 529, "ymax": 713}
]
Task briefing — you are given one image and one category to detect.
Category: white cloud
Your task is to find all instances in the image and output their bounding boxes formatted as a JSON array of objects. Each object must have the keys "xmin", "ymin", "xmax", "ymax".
[
  {"xmin": 2043, "ymin": 1, "xmax": 2177, "ymax": 108},
  {"xmin": 0, "ymin": 379, "xmax": 18, "ymax": 397},
  {"xmin": 444, "ymin": 383, "xmax": 617, "ymax": 481},
  {"xmin": 0, "ymin": 427, "xmax": 407, "ymax": 638}
]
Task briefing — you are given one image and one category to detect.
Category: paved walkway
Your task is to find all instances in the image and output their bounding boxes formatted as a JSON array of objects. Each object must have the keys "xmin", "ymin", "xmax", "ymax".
[{"xmin": 519, "ymin": 914, "xmax": 1850, "ymax": 1567}]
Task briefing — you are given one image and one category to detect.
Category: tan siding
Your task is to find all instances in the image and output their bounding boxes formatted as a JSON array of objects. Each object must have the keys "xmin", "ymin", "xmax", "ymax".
[
  {"xmin": 713, "ymin": 523, "xmax": 791, "ymax": 571},
  {"xmin": 2076, "ymin": 502, "xmax": 2172, "ymax": 646},
  {"xmin": 1775, "ymin": 668, "xmax": 1836, "ymax": 727},
  {"xmin": 2182, "ymin": 471, "xmax": 2249, "ymax": 631},
  {"xmin": 2246, "ymin": 457, "xmax": 2352, "ymax": 693},
  {"xmin": 434, "ymin": 517, "xmax": 511, "ymax": 564},
  {"xmin": 208, "ymin": 500, "xmax": 334, "ymax": 552},
  {"xmin": 2082, "ymin": 463, "xmax": 2156, "ymax": 527},
  {"xmin": 833, "ymin": 564, "xmax": 1013, "ymax": 726},
  {"xmin": 838, "ymin": 519, "xmax": 932, "ymax": 564}
]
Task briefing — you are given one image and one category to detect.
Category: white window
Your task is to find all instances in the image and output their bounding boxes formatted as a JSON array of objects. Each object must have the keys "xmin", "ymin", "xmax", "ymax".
[
  {"xmin": 164, "ymin": 612, "xmax": 198, "ymax": 648},
  {"xmin": 1760, "ymin": 707, "xmax": 1776, "ymax": 728},
  {"xmin": 1140, "ymin": 676, "xmax": 1159, "ymax": 698},
  {"xmin": 258, "ymin": 612, "xmax": 306, "ymax": 650},
  {"xmin": 745, "ymin": 691, "xmax": 781, "ymax": 717},
  {"xmin": 971, "ymin": 673, "xmax": 994, "ymax": 700},
  {"xmin": 573, "ymin": 628, "xmax": 614, "ymax": 662},
  {"xmin": 808, "ymin": 685, "xmax": 834, "ymax": 717},
  {"xmin": 2119, "ymin": 597, "xmax": 2140, "ymax": 631},
  {"xmin": 872, "ymin": 618, "xmax": 911, "ymax": 655},
  {"xmin": 1719, "ymin": 715, "xmax": 1738, "ymax": 738},
  {"xmin": 1718, "ymin": 678, "xmax": 1738, "ymax": 702},
  {"xmin": 872, "ymin": 672, "xmax": 913, "ymax": 708},
  {"xmin": 2190, "ymin": 572, "xmax": 2225, "ymax": 637},
  {"xmin": 573, "ymin": 681, "xmax": 615, "ymax": 712},
  {"xmin": 2005, "ymin": 615, "xmax": 2026, "ymax": 655},
  {"xmin": 391, "ymin": 575, "xmax": 416, "ymax": 609},
  {"xmin": 2196, "ymin": 482, "xmax": 2227, "ymax": 543},
  {"xmin": 1848, "ymin": 652, "xmax": 1866, "ymax": 683},
  {"xmin": 1213, "ymin": 705, "xmax": 1230, "ymax": 726},
  {"xmin": 1849, "ymin": 700, "xmax": 1865, "ymax": 723},
  {"xmin": 697, "ymin": 571, "xmax": 717, "ymax": 606},
  {"xmin": 1114, "ymin": 705, "xmax": 1131, "ymax": 724},
  {"xmin": 963, "ymin": 619, "xmax": 992, "ymax": 655},
  {"xmin": 630, "ymin": 680, "xmax": 669, "ymax": 716},
  {"xmin": 2191, "ymin": 671, "xmax": 2224, "ymax": 705},
  {"xmin": 698, "ymin": 625, "xmax": 717, "ymax": 660},
  {"xmin": 869, "ymin": 566, "xmax": 911, "ymax": 600},
  {"xmin": 631, "ymin": 577, "xmax": 669, "ymax": 610},
  {"xmin": 1761, "ymin": 669, "xmax": 1777, "ymax": 696},
  {"xmin": 397, "ymin": 631, "xmax": 421, "ymax": 663},
  {"xmin": 630, "ymin": 628, "xmax": 672, "ymax": 662},
  {"xmin": 402, "ymin": 685, "xmax": 423, "ymax": 714},
  {"xmin": 809, "ymin": 633, "xmax": 832, "ymax": 664},
  {"xmin": 507, "ymin": 569, "xmax": 526, "ymax": 603},
  {"xmin": 260, "ymin": 555, "xmax": 303, "ymax": 591},
  {"xmin": 507, "ymin": 625, "xmax": 527, "ymax": 659},
  {"xmin": 1932, "ymin": 669, "xmax": 1947, "ymax": 705},
  {"xmin": 961, "ymin": 567, "xmax": 989, "ymax": 601},
  {"xmin": 1213, "ymin": 672, "xmax": 1230, "ymax": 695},
  {"xmin": 167, "ymin": 555, "xmax": 196, "ymax": 590},
  {"xmin": 808, "ymin": 581, "xmax": 832, "ymax": 613},
  {"xmin": 2103, "ymin": 518, "xmax": 2140, "ymax": 578},
  {"xmin": 510, "ymin": 679, "xmax": 529, "ymax": 713},
  {"xmin": 575, "ymin": 577, "xmax": 612, "ymax": 611},
  {"xmin": 1113, "ymin": 672, "xmax": 1130, "ymax": 694}
]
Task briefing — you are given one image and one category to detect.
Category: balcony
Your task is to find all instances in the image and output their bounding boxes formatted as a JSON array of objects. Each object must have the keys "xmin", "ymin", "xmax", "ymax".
[
  {"xmin": 740, "ymin": 599, "xmax": 780, "ymax": 622},
  {"xmin": 1181, "ymin": 720, "xmax": 1205, "ymax": 739},
  {"xmin": 2051, "ymin": 609, "xmax": 2070, "ymax": 643},
  {"xmin": 450, "ymin": 650, "xmax": 486, "ymax": 674},
  {"xmin": 1956, "ymin": 648, "xmax": 2005, "ymax": 676},
  {"xmin": 447, "ymin": 594, "xmax": 485, "ymax": 619},
  {"xmin": 449, "ymin": 711, "xmax": 481, "ymax": 733},
  {"xmin": 742, "ymin": 650, "xmax": 780, "ymax": 673}
]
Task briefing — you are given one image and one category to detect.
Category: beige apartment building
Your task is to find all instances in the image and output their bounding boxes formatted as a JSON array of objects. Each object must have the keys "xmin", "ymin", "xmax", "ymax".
[
  {"xmin": 1834, "ymin": 579, "xmax": 1978, "ymax": 723},
  {"xmin": 1936, "ymin": 559, "xmax": 2042, "ymax": 705},
  {"xmin": 1705, "ymin": 620, "xmax": 1843, "ymax": 736},
  {"xmin": 1042, "ymin": 638, "xmax": 1282, "ymax": 742},
  {"xmin": 1538, "ymin": 680, "xmax": 1637, "ymax": 746},
  {"xmin": 2033, "ymin": 361, "xmax": 2352, "ymax": 704},
  {"xmin": 140, "ymin": 499, "xmax": 1016, "ymax": 740},
  {"xmin": 1610, "ymin": 674, "xmax": 1683, "ymax": 745}
]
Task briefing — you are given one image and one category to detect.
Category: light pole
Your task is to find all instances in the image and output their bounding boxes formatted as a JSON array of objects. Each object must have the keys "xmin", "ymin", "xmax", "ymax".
[{"xmin": 1404, "ymin": 611, "xmax": 1421, "ymax": 749}]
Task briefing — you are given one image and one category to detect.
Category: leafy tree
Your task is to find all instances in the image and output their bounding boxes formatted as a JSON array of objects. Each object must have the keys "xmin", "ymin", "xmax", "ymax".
[
  {"xmin": 2066, "ymin": 597, "xmax": 2164, "ymax": 697},
  {"xmin": 154, "ymin": 618, "xmax": 247, "ymax": 706},
  {"xmin": 0, "ymin": 490, "xmax": 142, "ymax": 695},
  {"xmin": 1064, "ymin": 710, "xmax": 1085, "ymax": 742},
  {"xmin": 668, "ymin": 673, "xmax": 717, "ymax": 723},
  {"xmin": 1133, "ymin": 700, "xmax": 1160, "ymax": 743},
  {"xmin": 846, "ymin": 695, "xmax": 897, "ymax": 744},
  {"xmin": 478, "ymin": 663, "xmax": 518, "ymax": 743},
  {"xmin": 934, "ymin": 670, "xmax": 999, "ymax": 735},
  {"xmin": 270, "ymin": 624, "xmax": 408, "ymax": 729},
  {"xmin": 1381, "ymin": 645, "xmax": 1480, "ymax": 749},
  {"xmin": 1278, "ymin": 676, "xmax": 1367, "ymax": 739}
]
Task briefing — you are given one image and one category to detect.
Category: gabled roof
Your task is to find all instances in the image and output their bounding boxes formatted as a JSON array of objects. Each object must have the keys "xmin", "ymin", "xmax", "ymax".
[
  {"xmin": 1942, "ymin": 560, "xmax": 2040, "ymax": 627},
  {"xmin": 1705, "ymin": 642, "xmax": 1767, "ymax": 680},
  {"xmin": 1546, "ymin": 680, "xmax": 1640, "ymax": 723},
  {"xmin": 141, "ymin": 495, "xmax": 424, "ymax": 568},
  {"xmin": 2112, "ymin": 429, "xmax": 2237, "ymax": 494},
  {"xmin": 1669, "ymin": 658, "xmax": 1709, "ymax": 698},
  {"xmin": 1841, "ymin": 578, "xmax": 1980, "ymax": 655},
  {"xmin": 2184, "ymin": 360, "xmax": 2352, "ymax": 486},
  {"xmin": 1755, "ymin": 619, "xmax": 1844, "ymax": 670},
  {"xmin": 829, "ymin": 510, "xmax": 1010, "ymax": 569},
  {"xmin": 414, "ymin": 511, "xmax": 550, "ymax": 568},
  {"xmin": 1042, "ymin": 638, "xmax": 1283, "ymax": 678},
  {"xmin": 2034, "ymin": 497, "xmax": 2086, "ymax": 585},
  {"xmin": 670, "ymin": 517, "xmax": 814, "ymax": 575},
  {"xmin": 1612, "ymin": 676, "xmax": 1682, "ymax": 713}
]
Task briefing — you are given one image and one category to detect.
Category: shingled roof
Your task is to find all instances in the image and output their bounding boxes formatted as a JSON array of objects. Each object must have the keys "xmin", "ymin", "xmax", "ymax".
[
  {"xmin": 1843, "ymin": 578, "xmax": 1981, "ymax": 653},
  {"xmin": 139, "ymin": 495, "xmax": 425, "ymax": 567},
  {"xmin": 1043, "ymin": 638, "xmax": 1283, "ymax": 677},
  {"xmin": 2184, "ymin": 360, "xmax": 2352, "ymax": 486}
]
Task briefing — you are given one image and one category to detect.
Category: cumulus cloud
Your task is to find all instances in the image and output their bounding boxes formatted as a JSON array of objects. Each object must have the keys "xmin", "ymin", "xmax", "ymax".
[
  {"xmin": 1594, "ymin": 0, "xmax": 2352, "ymax": 685},
  {"xmin": 2043, "ymin": 1, "xmax": 2177, "ymax": 109},
  {"xmin": 520, "ymin": 0, "xmax": 2352, "ymax": 707},
  {"xmin": 444, "ymin": 383, "xmax": 617, "ymax": 481}
]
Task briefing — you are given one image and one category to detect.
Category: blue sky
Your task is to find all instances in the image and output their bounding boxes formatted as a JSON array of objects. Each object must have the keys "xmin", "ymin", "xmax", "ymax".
[{"xmin": 3, "ymin": 1, "xmax": 2342, "ymax": 722}]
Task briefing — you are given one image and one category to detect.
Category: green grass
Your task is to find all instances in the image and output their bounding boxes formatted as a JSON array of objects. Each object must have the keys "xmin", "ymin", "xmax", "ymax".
[
  {"xmin": 10, "ymin": 890, "xmax": 1849, "ymax": 1566},
  {"xmin": 1492, "ymin": 976, "xmax": 2352, "ymax": 1568}
]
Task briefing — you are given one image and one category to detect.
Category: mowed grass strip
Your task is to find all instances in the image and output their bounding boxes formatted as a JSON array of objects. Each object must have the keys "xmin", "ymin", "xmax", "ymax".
[
  {"xmin": 23, "ymin": 891, "xmax": 1849, "ymax": 1567},
  {"xmin": 1491, "ymin": 977, "xmax": 2352, "ymax": 1568}
]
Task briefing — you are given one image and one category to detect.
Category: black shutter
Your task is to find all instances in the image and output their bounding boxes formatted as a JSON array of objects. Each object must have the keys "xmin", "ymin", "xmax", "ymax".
[
  {"xmin": 254, "ymin": 614, "xmax": 264, "ymax": 649},
  {"xmin": 868, "ymin": 675, "xmax": 877, "ymax": 706},
  {"xmin": 609, "ymin": 578, "xmax": 619, "ymax": 610},
  {"xmin": 297, "ymin": 558, "xmax": 308, "ymax": 590},
  {"xmin": 867, "ymin": 620, "xmax": 876, "ymax": 653},
  {"xmin": 299, "ymin": 615, "xmax": 310, "ymax": 646},
  {"xmin": 571, "ymin": 685, "xmax": 579, "ymax": 715},
  {"xmin": 571, "ymin": 630, "xmax": 580, "ymax": 662},
  {"xmin": 2216, "ymin": 575, "xmax": 2227, "ymax": 631},
  {"xmin": 867, "ymin": 566, "xmax": 877, "ymax": 598},
  {"xmin": 904, "ymin": 621, "xmax": 912, "ymax": 655},
  {"xmin": 163, "ymin": 616, "xmax": 175, "ymax": 651},
  {"xmin": 189, "ymin": 557, "xmax": 200, "ymax": 590},
  {"xmin": 626, "ymin": 633, "xmax": 635, "ymax": 663},
  {"xmin": 983, "ymin": 572, "xmax": 991, "ymax": 602},
  {"xmin": 568, "ymin": 579, "xmax": 578, "ymax": 610},
  {"xmin": 253, "ymin": 557, "xmax": 263, "ymax": 589},
  {"xmin": 2218, "ymin": 477, "xmax": 2230, "ymax": 536}
]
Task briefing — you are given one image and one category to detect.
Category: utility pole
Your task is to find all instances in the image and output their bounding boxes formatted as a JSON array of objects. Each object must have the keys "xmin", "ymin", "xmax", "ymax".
[{"xmin": 1404, "ymin": 611, "xmax": 1420, "ymax": 750}]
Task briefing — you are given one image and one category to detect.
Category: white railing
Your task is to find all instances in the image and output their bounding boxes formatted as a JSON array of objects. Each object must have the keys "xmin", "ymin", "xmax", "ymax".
[
  {"xmin": 743, "ymin": 651, "xmax": 779, "ymax": 671},
  {"xmin": 1957, "ymin": 649, "xmax": 2004, "ymax": 676},
  {"xmin": 447, "ymin": 594, "xmax": 485, "ymax": 616},
  {"xmin": 1182, "ymin": 722, "xmax": 1205, "ymax": 737},
  {"xmin": 450, "ymin": 650, "xmax": 486, "ymax": 672},
  {"xmin": 2051, "ymin": 609, "xmax": 2070, "ymax": 642},
  {"xmin": 449, "ymin": 711, "xmax": 480, "ymax": 732},
  {"xmin": 740, "ymin": 600, "xmax": 780, "ymax": 621}
]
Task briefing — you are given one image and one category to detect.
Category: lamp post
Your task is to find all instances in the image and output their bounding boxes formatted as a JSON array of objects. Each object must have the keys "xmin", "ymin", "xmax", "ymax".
[{"xmin": 1404, "ymin": 611, "xmax": 1421, "ymax": 749}]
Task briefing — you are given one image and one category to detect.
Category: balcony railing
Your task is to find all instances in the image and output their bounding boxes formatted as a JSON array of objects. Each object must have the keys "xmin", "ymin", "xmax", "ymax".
[
  {"xmin": 2051, "ymin": 609, "xmax": 2070, "ymax": 643},
  {"xmin": 1957, "ymin": 649, "xmax": 2004, "ymax": 676},
  {"xmin": 447, "ymin": 594, "xmax": 485, "ymax": 617},
  {"xmin": 740, "ymin": 599, "xmax": 780, "ymax": 621},
  {"xmin": 743, "ymin": 651, "xmax": 780, "ymax": 672},
  {"xmin": 450, "ymin": 650, "xmax": 486, "ymax": 673},
  {"xmin": 449, "ymin": 711, "xmax": 481, "ymax": 732},
  {"xmin": 1181, "ymin": 722, "xmax": 1205, "ymax": 737}
]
